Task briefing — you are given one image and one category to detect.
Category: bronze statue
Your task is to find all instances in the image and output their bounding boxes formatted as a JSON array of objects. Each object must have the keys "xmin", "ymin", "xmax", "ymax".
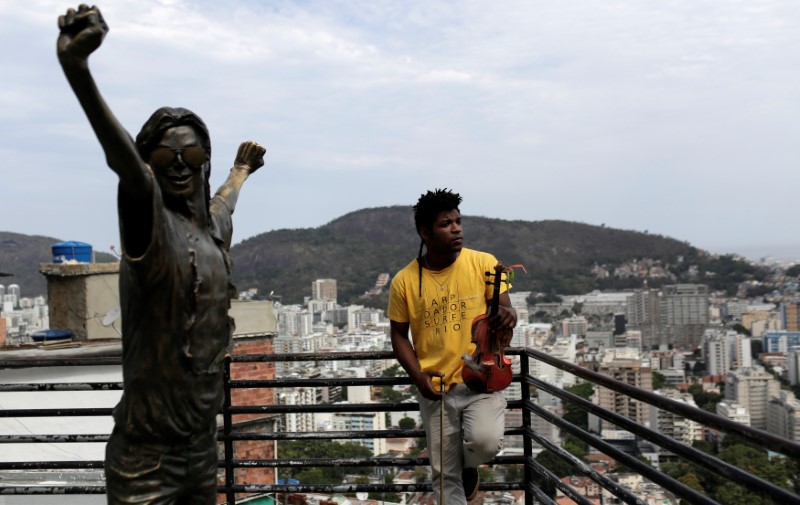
[{"xmin": 57, "ymin": 5, "xmax": 265, "ymax": 504}]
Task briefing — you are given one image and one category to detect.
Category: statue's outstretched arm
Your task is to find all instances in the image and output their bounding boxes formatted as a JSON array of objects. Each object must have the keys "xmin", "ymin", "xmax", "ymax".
[
  {"xmin": 57, "ymin": 5, "xmax": 151, "ymax": 200},
  {"xmin": 213, "ymin": 141, "xmax": 266, "ymax": 213}
]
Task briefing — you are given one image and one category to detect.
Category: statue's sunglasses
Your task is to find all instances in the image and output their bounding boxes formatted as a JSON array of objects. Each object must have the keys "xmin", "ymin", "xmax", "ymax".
[{"xmin": 150, "ymin": 147, "xmax": 207, "ymax": 170}]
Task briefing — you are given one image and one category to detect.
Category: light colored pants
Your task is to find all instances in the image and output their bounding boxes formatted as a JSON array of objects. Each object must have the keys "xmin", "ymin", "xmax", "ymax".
[{"xmin": 418, "ymin": 383, "xmax": 507, "ymax": 504}]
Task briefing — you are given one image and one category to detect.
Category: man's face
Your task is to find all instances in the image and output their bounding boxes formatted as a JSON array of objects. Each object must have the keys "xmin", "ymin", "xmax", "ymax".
[
  {"xmin": 150, "ymin": 125, "xmax": 208, "ymax": 202},
  {"xmin": 422, "ymin": 209, "xmax": 463, "ymax": 255}
]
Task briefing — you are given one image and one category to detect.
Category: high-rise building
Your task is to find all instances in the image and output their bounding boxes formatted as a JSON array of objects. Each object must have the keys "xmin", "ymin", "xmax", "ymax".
[
  {"xmin": 649, "ymin": 389, "xmax": 703, "ymax": 449},
  {"xmin": 704, "ymin": 332, "xmax": 730, "ymax": 377},
  {"xmin": 661, "ymin": 284, "xmax": 709, "ymax": 349},
  {"xmin": 349, "ymin": 307, "xmax": 382, "ymax": 330},
  {"xmin": 781, "ymin": 301, "xmax": 800, "ymax": 332},
  {"xmin": 716, "ymin": 401, "xmax": 750, "ymax": 426},
  {"xmin": 311, "ymin": 278, "xmax": 337, "ymax": 302},
  {"xmin": 278, "ymin": 306, "xmax": 314, "ymax": 337},
  {"xmin": 332, "ymin": 411, "xmax": 387, "ymax": 456},
  {"xmin": 662, "ymin": 284, "xmax": 708, "ymax": 324},
  {"xmin": 766, "ymin": 391, "xmax": 800, "ymax": 442},
  {"xmin": 561, "ymin": 315, "xmax": 588, "ymax": 337},
  {"xmin": 763, "ymin": 331, "xmax": 800, "ymax": 354},
  {"xmin": 307, "ymin": 298, "xmax": 337, "ymax": 314},
  {"xmin": 7, "ymin": 284, "xmax": 20, "ymax": 308},
  {"xmin": 703, "ymin": 329, "xmax": 751, "ymax": 376},
  {"xmin": 623, "ymin": 330, "xmax": 642, "ymax": 350},
  {"xmin": 725, "ymin": 366, "xmax": 781, "ymax": 430},
  {"xmin": 280, "ymin": 388, "xmax": 318, "ymax": 433},
  {"xmin": 788, "ymin": 349, "xmax": 800, "ymax": 386},
  {"xmin": 626, "ymin": 289, "xmax": 662, "ymax": 348},
  {"xmin": 589, "ymin": 349, "xmax": 653, "ymax": 434},
  {"xmin": 627, "ymin": 285, "xmax": 710, "ymax": 349}
]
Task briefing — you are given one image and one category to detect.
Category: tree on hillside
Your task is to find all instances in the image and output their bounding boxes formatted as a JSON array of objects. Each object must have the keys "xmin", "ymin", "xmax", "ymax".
[
  {"xmin": 687, "ymin": 383, "xmax": 722, "ymax": 413},
  {"xmin": 562, "ymin": 382, "xmax": 594, "ymax": 431},
  {"xmin": 279, "ymin": 440, "xmax": 372, "ymax": 482},
  {"xmin": 731, "ymin": 323, "xmax": 751, "ymax": 336},
  {"xmin": 398, "ymin": 417, "xmax": 417, "ymax": 430},
  {"xmin": 652, "ymin": 371, "xmax": 667, "ymax": 390}
]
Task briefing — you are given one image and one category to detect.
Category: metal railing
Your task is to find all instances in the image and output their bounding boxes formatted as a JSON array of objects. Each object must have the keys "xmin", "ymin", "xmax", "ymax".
[{"xmin": 1, "ymin": 348, "xmax": 798, "ymax": 504}]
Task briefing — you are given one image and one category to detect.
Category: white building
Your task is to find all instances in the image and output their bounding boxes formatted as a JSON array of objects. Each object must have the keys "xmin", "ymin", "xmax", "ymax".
[
  {"xmin": 766, "ymin": 390, "xmax": 800, "ymax": 442},
  {"xmin": 561, "ymin": 315, "xmax": 588, "ymax": 337},
  {"xmin": 349, "ymin": 307, "xmax": 383, "ymax": 330},
  {"xmin": 277, "ymin": 304, "xmax": 314, "ymax": 337},
  {"xmin": 279, "ymin": 388, "xmax": 318, "ymax": 433},
  {"xmin": 788, "ymin": 349, "xmax": 800, "ymax": 386},
  {"xmin": 311, "ymin": 278, "xmax": 337, "ymax": 302},
  {"xmin": 307, "ymin": 298, "xmax": 337, "ymax": 314},
  {"xmin": 725, "ymin": 367, "xmax": 781, "ymax": 430},
  {"xmin": 589, "ymin": 348, "xmax": 652, "ymax": 434},
  {"xmin": 649, "ymin": 389, "xmax": 703, "ymax": 447},
  {"xmin": 716, "ymin": 401, "xmax": 750, "ymax": 426},
  {"xmin": 703, "ymin": 329, "xmax": 751, "ymax": 376},
  {"xmin": 531, "ymin": 334, "xmax": 580, "ymax": 388},
  {"xmin": 332, "ymin": 409, "xmax": 387, "ymax": 456},
  {"xmin": 580, "ymin": 291, "xmax": 634, "ymax": 316}
]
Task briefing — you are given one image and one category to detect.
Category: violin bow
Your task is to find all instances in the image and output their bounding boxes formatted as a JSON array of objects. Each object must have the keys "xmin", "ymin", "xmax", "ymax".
[{"xmin": 440, "ymin": 380, "xmax": 445, "ymax": 503}]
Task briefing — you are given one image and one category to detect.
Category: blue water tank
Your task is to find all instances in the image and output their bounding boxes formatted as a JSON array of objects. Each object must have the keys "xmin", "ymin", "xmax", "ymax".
[{"xmin": 52, "ymin": 241, "xmax": 93, "ymax": 263}]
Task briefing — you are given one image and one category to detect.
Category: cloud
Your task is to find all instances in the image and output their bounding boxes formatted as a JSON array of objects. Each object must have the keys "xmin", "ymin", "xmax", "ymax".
[{"xmin": 2, "ymin": 0, "xmax": 800, "ymax": 259}]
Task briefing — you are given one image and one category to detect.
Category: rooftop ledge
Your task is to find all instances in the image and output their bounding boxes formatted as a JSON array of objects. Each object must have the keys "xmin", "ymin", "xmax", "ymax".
[{"xmin": 39, "ymin": 262, "xmax": 120, "ymax": 277}]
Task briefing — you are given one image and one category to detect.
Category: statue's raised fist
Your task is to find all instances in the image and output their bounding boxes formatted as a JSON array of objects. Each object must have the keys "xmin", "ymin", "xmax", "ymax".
[{"xmin": 57, "ymin": 4, "xmax": 109, "ymax": 62}]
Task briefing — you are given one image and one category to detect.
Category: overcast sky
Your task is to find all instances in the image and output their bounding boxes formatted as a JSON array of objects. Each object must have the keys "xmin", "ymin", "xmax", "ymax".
[{"xmin": 2, "ymin": 1, "xmax": 799, "ymax": 261}]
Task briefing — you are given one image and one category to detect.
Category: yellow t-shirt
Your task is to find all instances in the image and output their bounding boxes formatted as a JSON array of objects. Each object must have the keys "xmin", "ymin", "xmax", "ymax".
[{"xmin": 387, "ymin": 248, "xmax": 508, "ymax": 390}]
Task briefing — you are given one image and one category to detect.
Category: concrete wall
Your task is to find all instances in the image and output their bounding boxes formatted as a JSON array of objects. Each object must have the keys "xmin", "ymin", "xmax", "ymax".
[{"xmin": 40, "ymin": 262, "xmax": 121, "ymax": 340}]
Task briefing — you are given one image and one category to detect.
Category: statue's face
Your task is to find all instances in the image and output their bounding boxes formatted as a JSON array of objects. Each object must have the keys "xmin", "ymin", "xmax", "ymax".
[{"xmin": 150, "ymin": 125, "xmax": 208, "ymax": 202}]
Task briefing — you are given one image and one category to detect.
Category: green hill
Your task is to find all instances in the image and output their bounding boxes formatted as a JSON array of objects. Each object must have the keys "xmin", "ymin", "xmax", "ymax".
[
  {"xmin": 3, "ymin": 208, "xmax": 766, "ymax": 304},
  {"xmin": 229, "ymin": 206, "xmax": 764, "ymax": 305},
  {"xmin": 0, "ymin": 232, "xmax": 117, "ymax": 297}
]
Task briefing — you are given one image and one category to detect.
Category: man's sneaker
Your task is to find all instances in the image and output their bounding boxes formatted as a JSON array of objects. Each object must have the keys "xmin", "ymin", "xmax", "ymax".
[{"xmin": 462, "ymin": 467, "xmax": 480, "ymax": 501}]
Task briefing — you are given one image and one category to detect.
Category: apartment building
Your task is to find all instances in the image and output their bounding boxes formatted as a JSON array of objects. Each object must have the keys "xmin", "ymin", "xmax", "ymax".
[
  {"xmin": 766, "ymin": 390, "xmax": 800, "ymax": 442},
  {"xmin": 589, "ymin": 349, "xmax": 653, "ymax": 434},
  {"xmin": 649, "ymin": 389, "xmax": 703, "ymax": 451},
  {"xmin": 703, "ymin": 329, "xmax": 751, "ymax": 376},
  {"xmin": 782, "ymin": 301, "xmax": 800, "ymax": 332},
  {"xmin": 311, "ymin": 278, "xmax": 337, "ymax": 302},
  {"xmin": 725, "ymin": 366, "xmax": 781, "ymax": 430},
  {"xmin": 627, "ymin": 284, "xmax": 709, "ymax": 349}
]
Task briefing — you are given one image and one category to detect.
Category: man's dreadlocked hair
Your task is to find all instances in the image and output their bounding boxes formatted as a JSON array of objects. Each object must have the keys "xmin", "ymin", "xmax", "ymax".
[{"xmin": 413, "ymin": 188, "xmax": 462, "ymax": 292}]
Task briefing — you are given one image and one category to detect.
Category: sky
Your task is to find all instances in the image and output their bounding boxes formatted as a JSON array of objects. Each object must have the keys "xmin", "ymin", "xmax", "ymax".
[{"xmin": 2, "ymin": 0, "xmax": 799, "ymax": 262}]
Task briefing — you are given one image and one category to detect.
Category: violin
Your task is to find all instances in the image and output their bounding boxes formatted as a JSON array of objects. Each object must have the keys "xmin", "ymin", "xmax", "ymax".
[{"xmin": 462, "ymin": 262, "xmax": 517, "ymax": 393}]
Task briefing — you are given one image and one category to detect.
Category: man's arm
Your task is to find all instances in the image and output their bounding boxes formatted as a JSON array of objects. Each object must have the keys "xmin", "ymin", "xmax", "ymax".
[{"xmin": 390, "ymin": 320, "xmax": 442, "ymax": 400}]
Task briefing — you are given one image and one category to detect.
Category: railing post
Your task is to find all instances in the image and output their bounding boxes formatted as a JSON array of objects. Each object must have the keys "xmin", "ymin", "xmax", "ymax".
[
  {"xmin": 223, "ymin": 358, "xmax": 236, "ymax": 505},
  {"xmin": 521, "ymin": 350, "xmax": 533, "ymax": 505}
]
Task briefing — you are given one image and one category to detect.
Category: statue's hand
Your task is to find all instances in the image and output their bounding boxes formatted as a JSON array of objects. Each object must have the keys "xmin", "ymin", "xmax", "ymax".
[
  {"xmin": 57, "ymin": 4, "xmax": 108, "ymax": 63},
  {"xmin": 234, "ymin": 141, "xmax": 266, "ymax": 174}
]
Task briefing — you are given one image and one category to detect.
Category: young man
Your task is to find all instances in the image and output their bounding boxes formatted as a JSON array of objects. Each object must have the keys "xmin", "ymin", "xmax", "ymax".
[
  {"xmin": 57, "ymin": 6, "xmax": 265, "ymax": 504},
  {"xmin": 388, "ymin": 189, "xmax": 517, "ymax": 504}
]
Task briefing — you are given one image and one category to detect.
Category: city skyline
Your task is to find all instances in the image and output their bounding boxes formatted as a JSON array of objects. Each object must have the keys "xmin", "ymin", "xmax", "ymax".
[{"xmin": 2, "ymin": 1, "xmax": 799, "ymax": 261}]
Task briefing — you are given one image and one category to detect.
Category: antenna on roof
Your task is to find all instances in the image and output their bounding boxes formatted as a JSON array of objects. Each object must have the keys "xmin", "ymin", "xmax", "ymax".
[{"xmin": 102, "ymin": 307, "xmax": 121, "ymax": 326}]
